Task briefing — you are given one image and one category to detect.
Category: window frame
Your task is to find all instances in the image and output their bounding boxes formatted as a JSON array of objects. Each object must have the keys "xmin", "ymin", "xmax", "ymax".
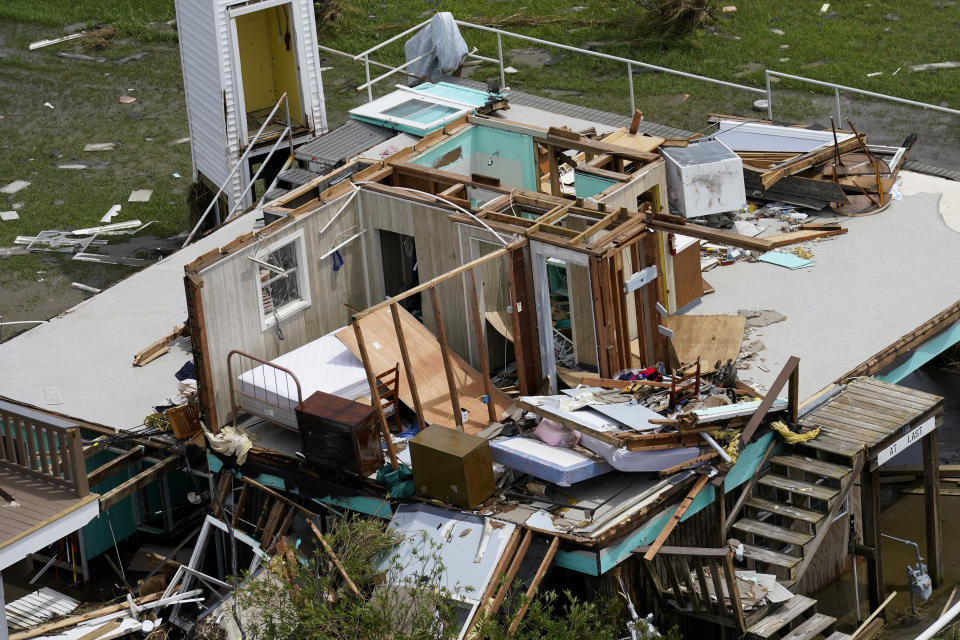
[{"xmin": 255, "ymin": 230, "xmax": 311, "ymax": 331}]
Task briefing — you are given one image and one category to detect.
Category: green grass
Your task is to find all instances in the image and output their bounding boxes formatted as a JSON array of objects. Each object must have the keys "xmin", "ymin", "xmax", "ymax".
[
  {"xmin": 317, "ymin": 0, "xmax": 960, "ymax": 130},
  {"xmin": 0, "ymin": 0, "xmax": 177, "ymax": 40}
]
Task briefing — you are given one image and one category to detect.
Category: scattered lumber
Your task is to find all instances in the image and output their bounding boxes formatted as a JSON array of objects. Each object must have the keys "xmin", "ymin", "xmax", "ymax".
[
  {"xmin": 764, "ymin": 227, "xmax": 848, "ymax": 247},
  {"xmin": 133, "ymin": 323, "xmax": 185, "ymax": 366}
]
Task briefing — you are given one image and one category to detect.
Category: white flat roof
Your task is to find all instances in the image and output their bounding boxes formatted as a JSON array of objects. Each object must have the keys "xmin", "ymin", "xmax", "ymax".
[
  {"xmin": 688, "ymin": 170, "xmax": 960, "ymax": 400},
  {"xmin": 0, "ymin": 215, "xmax": 257, "ymax": 432}
]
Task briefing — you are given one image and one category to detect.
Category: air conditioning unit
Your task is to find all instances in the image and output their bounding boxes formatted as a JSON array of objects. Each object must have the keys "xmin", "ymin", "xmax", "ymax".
[{"xmin": 661, "ymin": 139, "xmax": 745, "ymax": 218}]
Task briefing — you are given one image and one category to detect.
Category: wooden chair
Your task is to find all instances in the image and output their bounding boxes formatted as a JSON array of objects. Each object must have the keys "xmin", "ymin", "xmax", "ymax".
[{"xmin": 376, "ymin": 362, "xmax": 401, "ymax": 431}]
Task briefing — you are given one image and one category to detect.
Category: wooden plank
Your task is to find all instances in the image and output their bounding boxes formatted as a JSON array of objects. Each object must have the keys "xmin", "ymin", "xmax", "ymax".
[
  {"xmin": 757, "ymin": 474, "xmax": 838, "ymax": 501},
  {"xmin": 745, "ymin": 497, "xmax": 824, "ymax": 523},
  {"xmin": 723, "ymin": 553, "xmax": 746, "ymax": 631},
  {"xmin": 809, "ymin": 409, "xmax": 898, "ymax": 436},
  {"xmin": 391, "ymin": 302, "xmax": 426, "ymax": 431},
  {"xmin": 338, "ymin": 306, "xmax": 511, "ymax": 434},
  {"xmin": 765, "ymin": 228, "xmax": 848, "ymax": 247},
  {"xmin": 739, "ymin": 356, "xmax": 799, "ymax": 452},
  {"xmin": 308, "ymin": 521, "xmax": 361, "ymax": 597},
  {"xmin": 351, "ymin": 320, "xmax": 399, "ymax": 468},
  {"xmin": 490, "ymin": 529, "xmax": 533, "ymax": 615},
  {"xmin": 65, "ymin": 428, "xmax": 88, "ymax": 497},
  {"xmin": 87, "ymin": 445, "xmax": 144, "ymax": 487},
  {"xmin": 746, "ymin": 595, "xmax": 816, "ymax": 638},
  {"xmin": 547, "ymin": 146, "xmax": 561, "ymax": 197},
  {"xmin": 99, "ymin": 454, "xmax": 180, "ymax": 510},
  {"xmin": 780, "ymin": 613, "xmax": 837, "ymax": 640},
  {"xmin": 861, "ymin": 466, "xmax": 884, "ymax": 611},
  {"xmin": 770, "ymin": 455, "xmax": 851, "ymax": 480},
  {"xmin": 466, "ymin": 269, "xmax": 497, "ymax": 423},
  {"xmin": 732, "ymin": 518, "xmax": 813, "ymax": 546},
  {"xmin": 507, "ymin": 535, "xmax": 560, "ymax": 635},
  {"xmin": 645, "ymin": 219, "xmax": 775, "ymax": 253},
  {"xmin": 760, "ymin": 135, "xmax": 864, "ymax": 189},
  {"xmin": 567, "ymin": 209, "xmax": 621, "ymax": 246},
  {"xmin": 354, "ymin": 240, "xmax": 521, "ymax": 319},
  {"xmin": 644, "ymin": 474, "xmax": 710, "ymax": 561},
  {"xmin": 430, "ymin": 286, "xmax": 463, "ymax": 431}
]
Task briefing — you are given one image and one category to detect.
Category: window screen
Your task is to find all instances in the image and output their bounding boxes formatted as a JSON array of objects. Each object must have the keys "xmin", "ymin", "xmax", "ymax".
[{"xmin": 259, "ymin": 241, "xmax": 302, "ymax": 319}]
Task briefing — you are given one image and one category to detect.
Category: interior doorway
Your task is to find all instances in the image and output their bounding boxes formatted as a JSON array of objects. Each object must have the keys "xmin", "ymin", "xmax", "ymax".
[{"xmin": 379, "ymin": 229, "xmax": 421, "ymax": 318}]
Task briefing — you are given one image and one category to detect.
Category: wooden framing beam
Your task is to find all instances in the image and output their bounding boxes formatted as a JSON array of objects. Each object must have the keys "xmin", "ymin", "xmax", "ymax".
[
  {"xmin": 430, "ymin": 286, "xmax": 463, "ymax": 431},
  {"xmin": 466, "ymin": 269, "xmax": 497, "ymax": 423},
  {"xmin": 99, "ymin": 454, "xmax": 180, "ymax": 510},
  {"xmin": 547, "ymin": 147, "xmax": 561, "ymax": 197},
  {"xmin": 490, "ymin": 529, "xmax": 533, "ymax": 615},
  {"xmin": 87, "ymin": 445, "xmax": 144, "ymax": 487},
  {"xmin": 507, "ymin": 535, "xmax": 560, "ymax": 636},
  {"xmin": 567, "ymin": 208, "xmax": 623, "ymax": 246},
  {"xmin": 390, "ymin": 302, "xmax": 427, "ymax": 431},
  {"xmin": 646, "ymin": 219, "xmax": 775, "ymax": 252},
  {"xmin": 506, "ymin": 246, "xmax": 543, "ymax": 395},
  {"xmin": 644, "ymin": 474, "xmax": 710, "ymax": 561},
  {"xmin": 924, "ymin": 428, "xmax": 943, "ymax": 586},
  {"xmin": 352, "ymin": 320, "xmax": 399, "ymax": 469},
  {"xmin": 183, "ymin": 274, "xmax": 218, "ymax": 431},
  {"xmin": 355, "ymin": 240, "xmax": 523, "ymax": 320},
  {"xmin": 737, "ymin": 356, "xmax": 799, "ymax": 453}
]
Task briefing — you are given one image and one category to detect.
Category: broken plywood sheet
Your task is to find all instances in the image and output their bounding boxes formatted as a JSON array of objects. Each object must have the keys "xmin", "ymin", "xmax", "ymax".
[
  {"xmin": 632, "ymin": 314, "xmax": 746, "ymax": 374},
  {"xmin": 484, "ymin": 309, "xmax": 514, "ymax": 343},
  {"xmin": 336, "ymin": 306, "xmax": 511, "ymax": 434},
  {"xmin": 601, "ymin": 129, "xmax": 665, "ymax": 153}
]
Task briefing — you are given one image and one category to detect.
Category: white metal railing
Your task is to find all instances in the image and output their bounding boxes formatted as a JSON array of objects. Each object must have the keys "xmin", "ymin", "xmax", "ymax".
[
  {"xmin": 339, "ymin": 17, "xmax": 960, "ymax": 133},
  {"xmin": 182, "ymin": 93, "xmax": 294, "ymax": 247},
  {"xmin": 764, "ymin": 69, "xmax": 960, "ymax": 125}
]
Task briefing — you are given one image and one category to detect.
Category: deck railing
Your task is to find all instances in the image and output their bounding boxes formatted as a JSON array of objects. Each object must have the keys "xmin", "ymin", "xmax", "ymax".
[{"xmin": 0, "ymin": 409, "xmax": 89, "ymax": 497}]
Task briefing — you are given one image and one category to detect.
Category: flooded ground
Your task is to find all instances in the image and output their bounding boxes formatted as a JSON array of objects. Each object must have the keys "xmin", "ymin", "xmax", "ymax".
[{"xmin": 814, "ymin": 366, "xmax": 960, "ymax": 638}]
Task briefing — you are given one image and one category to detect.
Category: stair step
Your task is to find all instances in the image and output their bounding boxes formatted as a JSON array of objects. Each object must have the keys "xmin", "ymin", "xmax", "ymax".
[
  {"xmin": 733, "ymin": 518, "xmax": 814, "ymax": 546},
  {"xmin": 771, "ymin": 455, "xmax": 852, "ymax": 480},
  {"xmin": 740, "ymin": 544, "xmax": 801, "ymax": 569},
  {"xmin": 747, "ymin": 594, "xmax": 817, "ymax": 638},
  {"xmin": 781, "ymin": 613, "xmax": 837, "ymax": 640},
  {"xmin": 825, "ymin": 633, "xmax": 852, "ymax": 640},
  {"xmin": 277, "ymin": 167, "xmax": 321, "ymax": 187},
  {"xmin": 758, "ymin": 474, "xmax": 839, "ymax": 502},
  {"xmin": 746, "ymin": 497, "xmax": 826, "ymax": 524}
]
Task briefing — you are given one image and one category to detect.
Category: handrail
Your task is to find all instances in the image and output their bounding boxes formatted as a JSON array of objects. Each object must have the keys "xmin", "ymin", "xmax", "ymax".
[
  {"xmin": 222, "ymin": 127, "xmax": 291, "ymax": 222},
  {"xmin": 351, "ymin": 18, "xmax": 434, "ymax": 60},
  {"xmin": 765, "ymin": 69, "xmax": 960, "ymax": 124},
  {"xmin": 182, "ymin": 93, "xmax": 291, "ymax": 247}
]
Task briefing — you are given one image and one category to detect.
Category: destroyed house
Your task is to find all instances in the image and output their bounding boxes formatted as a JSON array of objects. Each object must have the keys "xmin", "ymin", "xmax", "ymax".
[{"xmin": 1, "ymin": 18, "xmax": 960, "ymax": 640}]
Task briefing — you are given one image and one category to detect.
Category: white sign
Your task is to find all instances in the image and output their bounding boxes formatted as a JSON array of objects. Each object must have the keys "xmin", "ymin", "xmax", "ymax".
[{"xmin": 878, "ymin": 417, "xmax": 936, "ymax": 466}]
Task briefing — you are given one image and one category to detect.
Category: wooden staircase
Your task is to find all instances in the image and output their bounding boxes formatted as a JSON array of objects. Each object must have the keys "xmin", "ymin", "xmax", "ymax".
[{"xmin": 723, "ymin": 445, "xmax": 864, "ymax": 640}]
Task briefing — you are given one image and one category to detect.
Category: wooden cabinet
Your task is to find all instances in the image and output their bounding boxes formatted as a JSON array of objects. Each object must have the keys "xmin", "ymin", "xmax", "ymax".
[
  {"xmin": 296, "ymin": 391, "xmax": 383, "ymax": 476},
  {"xmin": 409, "ymin": 426, "xmax": 494, "ymax": 509}
]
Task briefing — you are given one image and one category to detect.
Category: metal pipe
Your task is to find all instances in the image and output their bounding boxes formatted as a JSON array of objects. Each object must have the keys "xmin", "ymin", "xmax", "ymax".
[
  {"xmin": 364, "ymin": 54, "xmax": 373, "ymax": 102},
  {"xmin": 700, "ymin": 431, "xmax": 732, "ymax": 463},
  {"xmin": 455, "ymin": 20, "xmax": 766, "ymax": 95},
  {"xmin": 467, "ymin": 52, "xmax": 499, "ymax": 64},
  {"xmin": 915, "ymin": 598, "xmax": 960, "ymax": 640},
  {"xmin": 765, "ymin": 70, "xmax": 774, "ymax": 120},
  {"xmin": 497, "ymin": 33, "xmax": 505, "ymax": 90},
  {"xmin": 182, "ymin": 94, "xmax": 289, "ymax": 246},
  {"xmin": 223, "ymin": 128, "xmax": 290, "ymax": 222},
  {"xmin": 628, "ymin": 62, "xmax": 635, "ymax": 115},
  {"xmin": 351, "ymin": 18, "xmax": 434, "ymax": 60},
  {"xmin": 767, "ymin": 70, "xmax": 960, "ymax": 116},
  {"xmin": 357, "ymin": 48, "xmax": 435, "ymax": 91},
  {"xmin": 835, "ymin": 86, "xmax": 842, "ymax": 125}
]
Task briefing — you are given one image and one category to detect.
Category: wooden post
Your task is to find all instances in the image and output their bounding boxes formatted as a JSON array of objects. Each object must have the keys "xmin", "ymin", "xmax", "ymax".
[
  {"xmin": 466, "ymin": 269, "xmax": 497, "ymax": 423},
  {"xmin": 788, "ymin": 363, "xmax": 800, "ymax": 423},
  {"xmin": 352, "ymin": 320, "xmax": 399, "ymax": 469},
  {"xmin": 861, "ymin": 463, "xmax": 884, "ymax": 613},
  {"xmin": 390, "ymin": 303, "xmax": 426, "ymax": 431},
  {"xmin": 629, "ymin": 242, "xmax": 648, "ymax": 367},
  {"xmin": 643, "ymin": 232, "xmax": 668, "ymax": 364},
  {"xmin": 66, "ymin": 428, "xmax": 89, "ymax": 497},
  {"xmin": 715, "ymin": 485, "xmax": 727, "ymax": 548},
  {"xmin": 547, "ymin": 145, "xmax": 561, "ymax": 197},
  {"xmin": 644, "ymin": 474, "xmax": 710, "ymax": 561},
  {"xmin": 490, "ymin": 529, "xmax": 534, "ymax": 615},
  {"xmin": 923, "ymin": 427, "xmax": 943, "ymax": 586},
  {"xmin": 430, "ymin": 286, "xmax": 463, "ymax": 431},
  {"xmin": 506, "ymin": 247, "xmax": 542, "ymax": 395}
]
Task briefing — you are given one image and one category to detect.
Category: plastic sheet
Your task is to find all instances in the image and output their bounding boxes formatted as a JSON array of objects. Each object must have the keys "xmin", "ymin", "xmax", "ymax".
[{"xmin": 404, "ymin": 12, "xmax": 468, "ymax": 84}]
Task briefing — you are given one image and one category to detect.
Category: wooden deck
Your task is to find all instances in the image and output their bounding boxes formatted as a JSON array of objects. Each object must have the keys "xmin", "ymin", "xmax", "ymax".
[
  {"xmin": 800, "ymin": 378, "xmax": 942, "ymax": 461},
  {"xmin": 0, "ymin": 469, "xmax": 98, "ymax": 553}
]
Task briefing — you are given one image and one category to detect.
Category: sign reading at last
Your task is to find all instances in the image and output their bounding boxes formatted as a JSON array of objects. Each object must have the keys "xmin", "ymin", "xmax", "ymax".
[{"xmin": 878, "ymin": 417, "xmax": 936, "ymax": 466}]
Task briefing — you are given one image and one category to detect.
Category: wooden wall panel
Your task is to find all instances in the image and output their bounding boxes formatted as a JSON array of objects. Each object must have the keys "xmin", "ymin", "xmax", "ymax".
[{"xmin": 198, "ymin": 194, "xmax": 367, "ymax": 424}]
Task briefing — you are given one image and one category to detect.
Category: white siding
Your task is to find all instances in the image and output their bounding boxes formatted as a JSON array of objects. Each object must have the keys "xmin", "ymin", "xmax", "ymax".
[
  {"xmin": 176, "ymin": 0, "xmax": 230, "ymax": 192},
  {"xmin": 296, "ymin": 0, "xmax": 328, "ymax": 135}
]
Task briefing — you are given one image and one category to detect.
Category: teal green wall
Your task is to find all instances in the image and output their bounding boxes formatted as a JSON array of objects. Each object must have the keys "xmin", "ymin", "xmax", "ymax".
[
  {"xmin": 83, "ymin": 449, "xmax": 140, "ymax": 559},
  {"xmin": 574, "ymin": 171, "xmax": 617, "ymax": 199},
  {"xmin": 412, "ymin": 126, "xmax": 537, "ymax": 191}
]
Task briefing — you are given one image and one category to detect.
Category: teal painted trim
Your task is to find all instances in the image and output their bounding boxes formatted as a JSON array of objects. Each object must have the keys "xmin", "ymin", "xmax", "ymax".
[
  {"xmin": 554, "ymin": 548, "xmax": 599, "ymax": 576},
  {"xmin": 876, "ymin": 320, "xmax": 960, "ymax": 384},
  {"xmin": 207, "ymin": 453, "xmax": 223, "ymax": 473},
  {"xmin": 320, "ymin": 495, "xmax": 392, "ymax": 518},
  {"xmin": 412, "ymin": 82, "xmax": 493, "ymax": 107},
  {"xmin": 589, "ymin": 432, "xmax": 779, "ymax": 575}
]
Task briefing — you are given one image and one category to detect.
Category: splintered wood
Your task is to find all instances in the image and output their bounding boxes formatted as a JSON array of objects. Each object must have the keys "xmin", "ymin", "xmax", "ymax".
[
  {"xmin": 133, "ymin": 323, "xmax": 185, "ymax": 367},
  {"xmin": 336, "ymin": 306, "xmax": 512, "ymax": 434}
]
